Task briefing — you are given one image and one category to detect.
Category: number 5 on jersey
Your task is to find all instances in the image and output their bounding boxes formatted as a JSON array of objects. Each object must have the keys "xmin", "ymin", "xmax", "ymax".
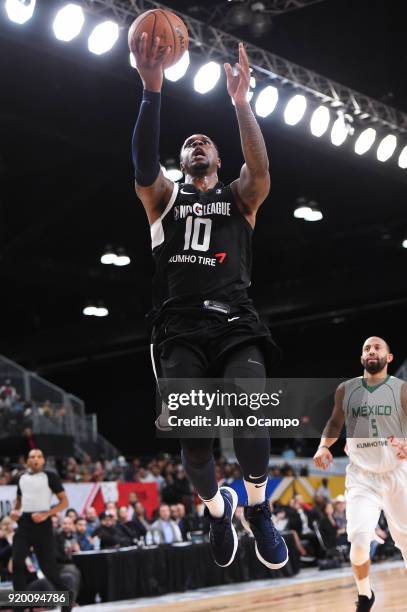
[{"xmin": 183, "ymin": 216, "xmax": 212, "ymax": 252}]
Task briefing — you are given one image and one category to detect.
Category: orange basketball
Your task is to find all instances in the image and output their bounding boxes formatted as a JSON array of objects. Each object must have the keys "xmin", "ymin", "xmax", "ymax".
[{"xmin": 128, "ymin": 9, "xmax": 189, "ymax": 69}]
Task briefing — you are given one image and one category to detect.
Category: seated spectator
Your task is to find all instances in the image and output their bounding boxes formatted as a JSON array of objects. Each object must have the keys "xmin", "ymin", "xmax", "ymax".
[
  {"xmin": 92, "ymin": 512, "xmax": 130, "ymax": 549},
  {"xmin": 318, "ymin": 502, "xmax": 340, "ymax": 551},
  {"xmin": 0, "ymin": 379, "xmax": 17, "ymax": 408},
  {"xmin": 117, "ymin": 505, "xmax": 146, "ymax": 543},
  {"xmin": 151, "ymin": 464, "xmax": 165, "ymax": 491},
  {"xmin": 136, "ymin": 466, "xmax": 155, "ymax": 483},
  {"xmin": 133, "ymin": 501, "xmax": 151, "ymax": 533},
  {"xmin": 333, "ymin": 494, "xmax": 348, "ymax": 546},
  {"xmin": 315, "ymin": 478, "xmax": 331, "ymax": 501},
  {"xmin": 127, "ymin": 491, "xmax": 138, "ymax": 521},
  {"xmin": 105, "ymin": 501, "xmax": 118, "ymax": 519},
  {"xmin": 51, "ymin": 514, "xmax": 61, "ymax": 531},
  {"xmin": 85, "ymin": 506, "xmax": 99, "ymax": 536},
  {"xmin": 151, "ymin": 504, "xmax": 182, "ymax": 544},
  {"xmin": 54, "ymin": 517, "xmax": 81, "ymax": 604},
  {"xmin": 0, "ymin": 517, "xmax": 14, "ymax": 579},
  {"xmin": 75, "ymin": 518, "xmax": 94, "ymax": 551},
  {"xmin": 161, "ymin": 474, "xmax": 179, "ymax": 505},
  {"xmin": 170, "ymin": 503, "xmax": 189, "ymax": 541},
  {"xmin": 66, "ymin": 508, "xmax": 79, "ymax": 522}
]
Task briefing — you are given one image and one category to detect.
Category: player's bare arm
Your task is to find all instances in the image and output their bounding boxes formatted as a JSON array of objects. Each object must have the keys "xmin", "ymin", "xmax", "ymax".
[
  {"xmin": 313, "ymin": 384, "xmax": 345, "ymax": 469},
  {"xmin": 225, "ymin": 43, "xmax": 270, "ymax": 227},
  {"xmin": 388, "ymin": 382, "xmax": 407, "ymax": 459},
  {"xmin": 10, "ymin": 495, "xmax": 22, "ymax": 521},
  {"xmin": 131, "ymin": 32, "xmax": 174, "ymax": 225}
]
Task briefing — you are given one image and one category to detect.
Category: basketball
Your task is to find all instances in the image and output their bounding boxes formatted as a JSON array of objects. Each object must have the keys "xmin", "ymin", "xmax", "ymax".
[{"xmin": 128, "ymin": 9, "xmax": 189, "ymax": 69}]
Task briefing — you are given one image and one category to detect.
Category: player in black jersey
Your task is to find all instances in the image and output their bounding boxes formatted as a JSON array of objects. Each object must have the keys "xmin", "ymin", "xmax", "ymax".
[{"xmin": 131, "ymin": 33, "xmax": 288, "ymax": 570}]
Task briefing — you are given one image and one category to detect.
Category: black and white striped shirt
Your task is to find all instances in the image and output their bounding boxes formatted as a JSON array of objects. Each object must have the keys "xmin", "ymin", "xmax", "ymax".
[{"xmin": 17, "ymin": 470, "xmax": 64, "ymax": 513}]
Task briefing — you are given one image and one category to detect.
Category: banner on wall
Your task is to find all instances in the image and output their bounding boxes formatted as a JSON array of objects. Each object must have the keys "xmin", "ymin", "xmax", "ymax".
[{"xmin": 0, "ymin": 481, "xmax": 159, "ymax": 520}]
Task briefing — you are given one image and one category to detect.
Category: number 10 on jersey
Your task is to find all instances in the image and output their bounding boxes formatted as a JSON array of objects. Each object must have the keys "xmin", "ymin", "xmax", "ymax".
[{"xmin": 183, "ymin": 216, "xmax": 212, "ymax": 252}]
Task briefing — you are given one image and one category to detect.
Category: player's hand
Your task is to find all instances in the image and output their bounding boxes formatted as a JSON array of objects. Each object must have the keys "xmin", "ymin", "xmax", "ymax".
[
  {"xmin": 132, "ymin": 32, "xmax": 171, "ymax": 92},
  {"xmin": 313, "ymin": 446, "xmax": 333, "ymax": 470},
  {"xmin": 31, "ymin": 512, "xmax": 49, "ymax": 523},
  {"xmin": 224, "ymin": 42, "xmax": 251, "ymax": 106},
  {"xmin": 9, "ymin": 510, "xmax": 20, "ymax": 522},
  {"xmin": 388, "ymin": 436, "xmax": 407, "ymax": 460}
]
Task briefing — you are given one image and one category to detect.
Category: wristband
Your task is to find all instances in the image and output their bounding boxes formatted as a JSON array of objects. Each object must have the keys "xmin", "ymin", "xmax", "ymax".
[{"xmin": 318, "ymin": 445, "xmax": 330, "ymax": 450}]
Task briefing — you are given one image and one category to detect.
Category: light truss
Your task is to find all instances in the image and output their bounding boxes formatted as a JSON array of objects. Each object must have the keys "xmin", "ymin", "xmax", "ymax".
[{"xmin": 82, "ymin": 0, "xmax": 407, "ymax": 134}]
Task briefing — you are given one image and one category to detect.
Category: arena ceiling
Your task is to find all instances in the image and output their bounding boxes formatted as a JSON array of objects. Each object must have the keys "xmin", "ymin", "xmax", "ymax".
[{"xmin": 1, "ymin": 0, "xmax": 407, "ymax": 382}]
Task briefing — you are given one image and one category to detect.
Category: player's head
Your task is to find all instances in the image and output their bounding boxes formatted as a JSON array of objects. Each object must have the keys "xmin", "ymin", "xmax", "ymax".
[
  {"xmin": 27, "ymin": 448, "xmax": 45, "ymax": 472},
  {"xmin": 361, "ymin": 336, "xmax": 393, "ymax": 375},
  {"xmin": 179, "ymin": 134, "xmax": 221, "ymax": 177}
]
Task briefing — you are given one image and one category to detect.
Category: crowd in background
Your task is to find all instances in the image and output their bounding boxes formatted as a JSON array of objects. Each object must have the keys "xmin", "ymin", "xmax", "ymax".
[{"xmin": 0, "ymin": 452, "xmax": 400, "ymax": 588}]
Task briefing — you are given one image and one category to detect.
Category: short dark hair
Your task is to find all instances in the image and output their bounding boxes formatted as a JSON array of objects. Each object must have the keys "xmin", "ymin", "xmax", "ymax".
[{"xmin": 179, "ymin": 136, "xmax": 220, "ymax": 161}]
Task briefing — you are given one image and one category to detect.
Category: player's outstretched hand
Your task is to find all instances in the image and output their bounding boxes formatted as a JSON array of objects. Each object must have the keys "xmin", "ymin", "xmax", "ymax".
[
  {"xmin": 388, "ymin": 436, "xmax": 407, "ymax": 460},
  {"xmin": 313, "ymin": 446, "xmax": 333, "ymax": 470},
  {"xmin": 132, "ymin": 32, "xmax": 171, "ymax": 92},
  {"xmin": 224, "ymin": 42, "xmax": 250, "ymax": 106}
]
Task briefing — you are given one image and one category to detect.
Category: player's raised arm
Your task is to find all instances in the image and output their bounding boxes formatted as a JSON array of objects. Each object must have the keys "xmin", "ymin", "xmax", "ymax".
[
  {"xmin": 225, "ymin": 43, "xmax": 270, "ymax": 224},
  {"xmin": 313, "ymin": 384, "xmax": 345, "ymax": 470},
  {"xmin": 131, "ymin": 32, "xmax": 174, "ymax": 225}
]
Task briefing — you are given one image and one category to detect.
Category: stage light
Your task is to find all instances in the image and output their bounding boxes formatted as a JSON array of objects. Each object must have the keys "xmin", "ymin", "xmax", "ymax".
[
  {"xmin": 310, "ymin": 106, "xmax": 330, "ymax": 137},
  {"xmin": 83, "ymin": 305, "xmax": 98, "ymax": 316},
  {"xmin": 402, "ymin": 239, "xmax": 407, "ymax": 249},
  {"xmin": 114, "ymin": 248, "xmax": 130, "ymax": 267},
  {"xmin": 294, "ymin": 205, "xmax": 312, "ymax": 219},
  {"xmin": 331, "ymin": 115, "xmax": 348, "ymax": 146},
  {"xmin": 5, "ymin": 0, "xmax": 35, "ymax": 24},
  {"xmin": 53, "ymin": 4, "xmax": 84, "ymax": 42},
  {"xmin": 305, "ymin": 208, "xmax": 323, "ymax": 221},
  {"xmin": 284, "ymin": 95, "xmax": 307, "ymax": 126},
  {"xmin": 94, "ymin": 306, "xmax": 109, "ymax": 317},
  {"xmin": 250, "ymin": 76, "xmax": 256, "ymax": 89},
  {"xmin": 162, "ymin": 161, "xmax": 183, "ymax": 182},
  {"xmin": 354, "ymin": 127, "xmax": 376, "ymax": 155},
  {"xmin": 399, "ymin": 146, "xmax": 407, "ymax": 169},
  {"xmin": 101, "ymin": 246, "xmax": 116, "ymax": 265},
  {"xmin": 255, "ymin": 86, "xmax": 278, "ymax": 118},
  {"xmin": 194, "ymin": 62, "xmax": 221, "ymax": 94},
  {"xmin": 377, "ymin": 134, "xmax": 397, "ymax": 162},
  {"xmin": 165, "ymin": 51, "xmax": 190, "ymax": 82},
  {"xmin": 88, "ymin": 20, "xmax": 119, "ymax": 55}
]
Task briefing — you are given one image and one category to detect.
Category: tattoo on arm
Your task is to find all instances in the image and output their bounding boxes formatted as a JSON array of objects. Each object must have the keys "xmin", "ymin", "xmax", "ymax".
[{"xmin": 235, "ymin": 102, "xmax": 269, "ymax": 175}]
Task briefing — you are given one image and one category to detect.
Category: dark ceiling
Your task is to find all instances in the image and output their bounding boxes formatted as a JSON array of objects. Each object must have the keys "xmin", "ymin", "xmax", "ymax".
[{"xmin": 1, "ymin": 0, "xmax": 407, "ymax": 450}]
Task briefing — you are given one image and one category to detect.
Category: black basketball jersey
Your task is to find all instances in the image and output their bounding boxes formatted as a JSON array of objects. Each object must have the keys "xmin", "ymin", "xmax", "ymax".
[{"xmin": 150, "ymin": 181, "xmax": 253, "ymax": 314}]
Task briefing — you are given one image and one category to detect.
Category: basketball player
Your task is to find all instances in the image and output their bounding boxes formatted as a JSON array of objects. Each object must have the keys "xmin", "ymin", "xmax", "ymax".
[
  {"xmin": 130, "ymin": 34, "xmax": 288, "ymax": 570},
  {"xmin": 313, "ymin": 337, "xmax": 407, "ymax": 611}
]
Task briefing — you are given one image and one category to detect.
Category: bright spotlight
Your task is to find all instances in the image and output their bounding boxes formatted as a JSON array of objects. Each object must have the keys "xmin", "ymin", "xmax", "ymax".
[
  {"xmin": 377, "ymin": 134, "xmax": 397, "ymax": 162},
  {"xmin": 305, "ymin": 209, "xmax": 323, "ymax": 222},
  {"xmin": 330, "ymin": 115, "xmax": 348, "ymax": 146},
  {"xmin": 399, "ymin": 146, "xmax": 407, "ymax": 169},
  {"xmin": 255, "ymin": 86, "xmax": 278, "ymax": 118},
  {"xmin": 114, "ymin": 248, "xmax": 131, "ymax": 267},
  {"xmin": 162, "ymin": 162, "xmax": 183, "ymax": 182},
  {"xmin": 193, "ymin": 62, "xmax": 221, "ymax": 94},
  {"xmin": 5, "ymin": 0, "xmax": 36, "ymax": 24},
  {"xmin": 402, "ymin": 239, "xmax": 407, "ymax": 249},
  {"xmin": 165, "ymin": 51, "xmax": 190, "ymax": 82},
  {"xmin": 88, "ymin": 20, "xmax": 119, "ymax": 55},
  {"xmin": 95, "ymin": 306, "xmax": 109, "ymax": 317},
  {"xmin": 53, "ymin": 4, "xmax": 85, "ymax": 42},
  {"xmin": 354, "ymin": 127, "xmax": 376, "ymax": 155},
  {"xmin": 294, "ymin": 206, "xmax": 312, "ymax": 219},
  {"xmin": 101, "ymin": 246, "xmax": 116, "ymax": 265},
  {"xmin": 310, "ymin": 106, "xmax": 330, "ymax": 137},
  {"xmin": 284, "ymin": 95, "xmax": 307, "ymax": 126},
  {"xmin": 83, "ymin": 305, "xmax": 98, "ymax": 316}
]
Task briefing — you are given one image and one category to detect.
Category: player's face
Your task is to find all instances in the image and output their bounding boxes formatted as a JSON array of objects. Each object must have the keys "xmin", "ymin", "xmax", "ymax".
[
  {"xmin": 180, "ymin": 134, "xmax": 220, "ymax": 176},
  {"xmin": 27, "ymin": 449, "xmax": 45, "ymax": 472},
  {"xmin": 361, "ymin": 337, "xmax": 393, "ymax": 374}
]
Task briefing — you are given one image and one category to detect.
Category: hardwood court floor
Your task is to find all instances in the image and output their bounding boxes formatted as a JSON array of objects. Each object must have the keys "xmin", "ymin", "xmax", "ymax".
[
  {"xmin": 77, "ymin": 563, "xmax": 406, "ymax": 612},
  {"xmin": 142, "ymin": 567, "xmax": 406, "ymax": 612}
]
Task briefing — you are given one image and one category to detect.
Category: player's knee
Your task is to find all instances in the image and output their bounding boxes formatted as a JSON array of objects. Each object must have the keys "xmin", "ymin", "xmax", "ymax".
[{"xmin": 350, "ymin": 532, "xmax": 371, "ymax": 565}]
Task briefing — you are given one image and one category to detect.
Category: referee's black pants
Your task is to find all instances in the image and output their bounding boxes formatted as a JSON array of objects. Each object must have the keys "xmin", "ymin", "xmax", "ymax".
[{"xmin": 12, "ymin": 514, "xmax": 69, "ymax": 593}]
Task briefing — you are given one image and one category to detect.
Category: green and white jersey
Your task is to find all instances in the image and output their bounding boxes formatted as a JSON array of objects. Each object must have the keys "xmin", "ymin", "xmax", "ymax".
[{"xmin": 342, "ymin": 375, "xmax": 407, "ymax": 473}]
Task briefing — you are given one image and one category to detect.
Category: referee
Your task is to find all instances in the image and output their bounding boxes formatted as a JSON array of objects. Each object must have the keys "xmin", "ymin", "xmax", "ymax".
[{"xmin": 10, "ymin": 448, "xmax": 72, "ymax": 612}]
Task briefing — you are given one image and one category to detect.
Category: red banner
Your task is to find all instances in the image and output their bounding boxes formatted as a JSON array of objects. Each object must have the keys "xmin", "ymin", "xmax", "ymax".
[{"xmin": 92, "ymin": 482, "xmax": 159, "ymax": 520}]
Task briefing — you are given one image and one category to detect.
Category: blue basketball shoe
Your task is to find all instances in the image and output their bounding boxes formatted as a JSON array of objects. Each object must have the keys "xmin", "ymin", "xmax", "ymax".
[
  {"xmin": 244, "ymin": 501, "xmax": 289, "ymax": 569},
  {"xmin": 205, "ymin": 486, "xmax": 238, "ymax": 567}
]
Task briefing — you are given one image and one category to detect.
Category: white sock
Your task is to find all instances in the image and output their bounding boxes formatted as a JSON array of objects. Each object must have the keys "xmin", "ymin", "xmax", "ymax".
[
  {"xmin": 201, "ymin": 489, "xmax": 224, "ymax": 518},
  {"xmin": 355, "ymin": 576, "xmax": 372, "ymax": 598},
  {"xmin": 244, "ymin": 478, "xmax": 267, "ymax": 506}
]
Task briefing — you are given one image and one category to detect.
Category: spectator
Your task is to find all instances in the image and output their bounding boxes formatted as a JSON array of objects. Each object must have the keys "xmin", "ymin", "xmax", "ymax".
[
  {"xmin": 161, "ymin": 474, "xmax": 179, "ymax": 505},
  {"xmin": 117, "ymin": 506, "xmax": 146, "ymax": 543},
  {"xmin": 65, "ymin": 508, "xmax": 78, "ymax": 522},
  {"xmin": 133, "ymin": 501, "xmax": 151, "ymax": 533},
  {"xmin": 54, "ymin": 517, "xmax": 81, "ymax": 605},
  {"xmin": 92, "ymin": 512, "xmax": 129, "ymax": 550},
  {"xmin": 74, "ymin": 518, "xmax": 94, "ymax": 551},
  {"xmin": 0, "ymin": 379, "xmax": 17, "ymax": 408},
  {"xmin": 105, "ymin": 501, "xmax": 118, "ymax": 519},
  {"xmin": 126, "ymin": 491, "xmax": 138, "ymax": 521},
  {"xmin": 85, "ymin": 506, "xmax": 99, "ymax": 536},
  {"xmin": 151, "ymin": 504, "xmax": 182, "ymax": 544},
  {"xmin": 151, "ymin": 464, "xmax": 165, "ymax": 491},
  {"xmin": 318, "ymin": 502, "xmax": 340, "ymax": 550},
  {"xmin": 315, "ymin": 478, "xmax": 331, "ymax": 501},
  {"xmin": 0, "ymin": 516, "xmax": 15, "ymax": 579},
  {"xmin": 136, "ymin": 466, "xmax": 155, "ymax": 483},
  {"xmin": 333, "ymin": 494, "xmax": 348, "ymax": 546}
]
